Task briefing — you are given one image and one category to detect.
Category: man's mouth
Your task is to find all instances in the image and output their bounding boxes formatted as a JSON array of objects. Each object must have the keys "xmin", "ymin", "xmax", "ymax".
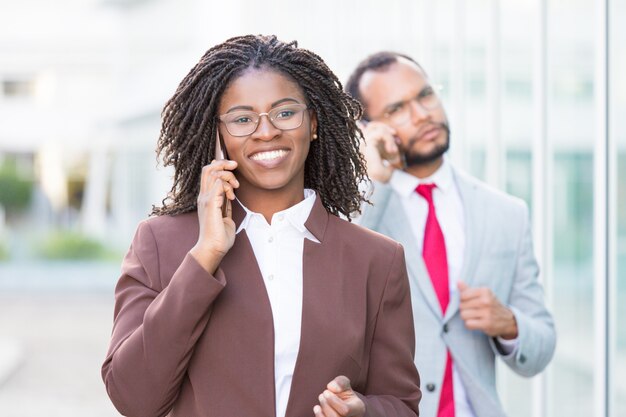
[
  {"xmin": 420, "ymin": 126, "xmax": 441, "ymax": 141},
  {"xmin": 406, "ymin": 124, "xmax": 445, "ymax": 149}
]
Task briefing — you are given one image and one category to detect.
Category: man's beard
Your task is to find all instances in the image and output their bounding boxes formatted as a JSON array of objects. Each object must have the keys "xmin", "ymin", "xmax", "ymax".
[{"xmin": 402, "ymin": 122, "xmax": 451, "ymax": 167}]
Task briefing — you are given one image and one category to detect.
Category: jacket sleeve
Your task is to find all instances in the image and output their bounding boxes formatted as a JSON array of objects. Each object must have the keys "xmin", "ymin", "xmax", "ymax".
[
  {"xmin": 489, "ymin": 205, "xmax": 556, "ymax": 377},
  {"xmin": 101, "ymin": 220, "xmax": 226, "ymax": 417},
  {"xmin": 358, "ymin": 243, "xmax": 422, "ymax": 417}
]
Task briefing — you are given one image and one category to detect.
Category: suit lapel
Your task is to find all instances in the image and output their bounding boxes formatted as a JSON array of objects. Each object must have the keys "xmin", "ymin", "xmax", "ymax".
[
  {"xmin": 382, "ymin": 190, "xmax": 443, "ymax": 320},
  {"xmin": 443, "ymin": 168, "xmax": 485, "ymax": 322}
]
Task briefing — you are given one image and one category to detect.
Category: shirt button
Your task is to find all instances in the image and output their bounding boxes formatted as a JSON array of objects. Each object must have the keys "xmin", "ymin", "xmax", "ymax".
[
  {"xmin": 268, "ymin": 274, "xmax": 274, "ymax": 281},
  {"xmin": 268, "ymin": 236, "xmax": 274, "ymax": 243},
  {"xmin": 443, "ymin": 323, "xmax": 449, "ymax": 333},
  {"xmin": 426, "ymin": 383, "xmax": 436, "ymax": 392}
]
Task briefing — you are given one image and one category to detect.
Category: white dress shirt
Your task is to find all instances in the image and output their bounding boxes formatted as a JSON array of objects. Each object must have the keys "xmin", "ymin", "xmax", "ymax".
[
  {"xmin": 388, "ymin": 158, "xmax": 518, "ymax": 417},
  {"xmin": 236, "ymin": 189, "xmax": 319, "ymax": 417}
]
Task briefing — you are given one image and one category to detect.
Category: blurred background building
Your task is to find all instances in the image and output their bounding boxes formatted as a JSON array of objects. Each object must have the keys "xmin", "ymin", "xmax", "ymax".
[{"xmin": 0, "ymin": 0, "xmax": 624, "ymax": 416}]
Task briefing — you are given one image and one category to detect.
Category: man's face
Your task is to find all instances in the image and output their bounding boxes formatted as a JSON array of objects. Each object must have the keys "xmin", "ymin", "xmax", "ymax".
[{"xmin": 359, "ymin": 58, "xmax": 450, "ymax": 166}]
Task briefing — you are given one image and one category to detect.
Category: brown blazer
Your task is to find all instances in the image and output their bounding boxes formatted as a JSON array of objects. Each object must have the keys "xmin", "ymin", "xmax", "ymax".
[{"xmin": 102, "ymin": 196, "xmax": 421, "ymax": 417}]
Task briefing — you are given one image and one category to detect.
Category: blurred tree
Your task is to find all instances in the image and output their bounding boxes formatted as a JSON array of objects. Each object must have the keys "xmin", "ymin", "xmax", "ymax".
[{"xmin": 0, "ymin": 159, "xmax": 33, "ymax": 214}]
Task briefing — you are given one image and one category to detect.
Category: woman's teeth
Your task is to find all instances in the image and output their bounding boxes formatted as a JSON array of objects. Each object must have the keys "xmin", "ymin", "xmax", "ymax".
[{"xmin": 250, "ymin": 150, "xmax": 289, "ymax": 161}]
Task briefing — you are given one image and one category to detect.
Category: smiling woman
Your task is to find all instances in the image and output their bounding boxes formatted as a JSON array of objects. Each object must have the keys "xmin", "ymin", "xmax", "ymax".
[{"xmin": 101, "ymin": 34, "xmax": 421, "ymax": 417}]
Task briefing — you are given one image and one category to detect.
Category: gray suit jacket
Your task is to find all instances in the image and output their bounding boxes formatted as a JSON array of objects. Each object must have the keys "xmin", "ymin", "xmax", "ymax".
[{"xmin": 358, "ymin": 167, "xmax": 556, "ymax": 417}]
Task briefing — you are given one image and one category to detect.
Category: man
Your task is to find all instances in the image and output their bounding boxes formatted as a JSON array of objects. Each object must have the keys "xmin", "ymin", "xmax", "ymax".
[{"xmin": 346, "ymin": 52, "xmax": 556, "ymax": 417}]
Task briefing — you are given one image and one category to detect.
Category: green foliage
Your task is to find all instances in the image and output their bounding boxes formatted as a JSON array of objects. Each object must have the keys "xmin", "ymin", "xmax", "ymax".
[
  {"xmin": 37, "ymin": 231, "xmax": 117, "ymax": 260},
  {"xmin": 0, "ymin": 159, "xmax": 33, "ymax": 213},
  {"xmin": 0, "ymin": 239, "xmax": 8, "ymax": 261}
]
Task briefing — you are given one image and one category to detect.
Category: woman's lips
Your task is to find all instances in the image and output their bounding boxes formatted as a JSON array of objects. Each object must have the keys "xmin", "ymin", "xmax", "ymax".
[{"xmin": 248, "ymin": 149, "xmax": 291, "ymax": 168}]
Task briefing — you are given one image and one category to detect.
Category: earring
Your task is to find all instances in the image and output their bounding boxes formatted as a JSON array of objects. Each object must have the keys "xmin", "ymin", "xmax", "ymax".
[{"xmin": 312, "ymin": 133, "xmax": 318, "ymax": 139}]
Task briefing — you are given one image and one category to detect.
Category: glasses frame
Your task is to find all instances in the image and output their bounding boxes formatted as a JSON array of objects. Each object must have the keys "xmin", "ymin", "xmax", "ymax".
[
  {"xmin": 373, "ymin": 84, "xmax": 443, "ymax": 126},
  {"xmin": 218, "ymin": 103, "xmax": 309, "ymax": 137}
]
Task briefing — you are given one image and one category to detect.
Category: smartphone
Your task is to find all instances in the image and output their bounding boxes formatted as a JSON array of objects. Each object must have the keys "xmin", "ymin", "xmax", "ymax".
[
  {"xmin": 215, "ymin": 130, "xmax": 231, "ymax": 217},
  {"xmin": 359, "ymin": 120, "xmax": 406, "ymax": 169}
]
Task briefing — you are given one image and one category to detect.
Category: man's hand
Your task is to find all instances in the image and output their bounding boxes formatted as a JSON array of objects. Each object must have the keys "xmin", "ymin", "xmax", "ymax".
[
  {"xmin": 458, "ymin": 281, "xmax": 518, "ymax": 339},
  {"xmin": 313, "ymin": 375, "xmax": 365, "ymax": 417},
  {"xmin": 358, "ymin": 121, "xmax": 402, "ymax": 183}
]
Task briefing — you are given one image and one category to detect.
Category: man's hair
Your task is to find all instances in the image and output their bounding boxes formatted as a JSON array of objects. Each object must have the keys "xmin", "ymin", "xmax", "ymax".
[
  {"xmin": 345, "ymin": 51, "xmax": 425, "ymax": 120},
  {"xmin": 152, "ymin": 34, "xmax": 367, "ymax": 219}
]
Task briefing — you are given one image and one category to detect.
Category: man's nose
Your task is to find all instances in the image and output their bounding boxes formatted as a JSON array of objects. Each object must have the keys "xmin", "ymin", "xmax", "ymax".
[{"xmin": 409, "ymin": 99, "xmax": 430, "ymax": 124}]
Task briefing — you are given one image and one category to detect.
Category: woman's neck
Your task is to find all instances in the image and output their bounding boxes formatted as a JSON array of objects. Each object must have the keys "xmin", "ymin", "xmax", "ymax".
[{"xmin": 235, "ymin": 185, "xmax": 306, "ymax": 224}]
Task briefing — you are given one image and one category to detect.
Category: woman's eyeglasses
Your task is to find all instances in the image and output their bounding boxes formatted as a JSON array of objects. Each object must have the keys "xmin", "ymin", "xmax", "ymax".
[{"xmin": 218, "ymin": 103, "xmax": 308, "ymax": 137}]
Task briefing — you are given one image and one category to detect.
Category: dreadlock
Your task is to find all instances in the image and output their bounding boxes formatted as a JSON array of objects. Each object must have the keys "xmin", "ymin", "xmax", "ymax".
[
  {"xmin": 345, "ymin": 51, "xmax": 425, "ymax": 121},
  {"xmin": 152, "ymin": 34, "xmax": 367, "ymax": 219}
]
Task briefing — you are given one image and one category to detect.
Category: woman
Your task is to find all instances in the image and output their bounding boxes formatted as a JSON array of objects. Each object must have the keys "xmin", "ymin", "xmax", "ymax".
[{"xmin": 102, "ymin": 35, "xmax": 421, "ymax": 417}]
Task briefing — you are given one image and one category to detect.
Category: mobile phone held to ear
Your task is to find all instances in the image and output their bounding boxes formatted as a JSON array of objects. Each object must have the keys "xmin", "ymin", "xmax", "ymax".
[
  {"xmin": 358, "ymin": 120, "xmax": 406, "ymax": 168},
  {"xmin": 215, "ymin": 130, "xmax": 231, "ymax": 218},
  {"xmin": 215, "ymin": 130, "xmax": 229, "ymax": 161},
  {"xmin": 374, "ymin": 132, "xmax": 407, "ymax": 169}
]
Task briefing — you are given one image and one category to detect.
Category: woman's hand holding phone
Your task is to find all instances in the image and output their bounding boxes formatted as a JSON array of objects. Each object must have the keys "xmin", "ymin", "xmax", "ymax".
[
  {"xmin": 358, "ymin": 121, "xmax": 403, "ymax": 183},
  {"xmin": 189, "ymin": 157, "xmax": 239, "ymax": 274}
]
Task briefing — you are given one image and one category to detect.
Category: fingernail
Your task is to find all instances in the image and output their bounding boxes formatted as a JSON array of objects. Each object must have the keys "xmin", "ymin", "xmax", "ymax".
[
  {"xmin": 329, "ymin": 381, "xmax": 340, "ymax": 391},
  {"xmin": 323, "ymin": 390, "xmax": 332, "ymax": 398},
  {"xmin": 318, "ymin": 394, "xmax": 324, "ymax": 402}
]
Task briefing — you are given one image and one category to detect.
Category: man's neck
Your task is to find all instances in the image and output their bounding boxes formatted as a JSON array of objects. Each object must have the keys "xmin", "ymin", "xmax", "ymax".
[{"xmin": 404, "ymin": 157, "xmax": 444, "ymax": 179}]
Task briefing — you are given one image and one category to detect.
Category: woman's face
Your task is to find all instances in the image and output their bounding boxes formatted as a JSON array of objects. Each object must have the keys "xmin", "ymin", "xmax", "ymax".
[{"xmin": 217, "ymin": 68, "xmax": 317, "ymax": 197}]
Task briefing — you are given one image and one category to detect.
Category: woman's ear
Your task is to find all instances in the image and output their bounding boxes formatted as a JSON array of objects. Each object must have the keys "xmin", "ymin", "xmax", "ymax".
[{"xmin": 310, "ymin": 111, "xmax": 318, "ymax": 141}]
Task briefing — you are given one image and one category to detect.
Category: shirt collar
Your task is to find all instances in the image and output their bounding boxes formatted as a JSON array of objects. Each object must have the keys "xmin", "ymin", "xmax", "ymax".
[
  {"xmin": 389, "ymin": 157, "xmax": 454, "ymax": 198},
  {"xmin": 235, "ymin": 189, "xmax": 319, "ymax": 241}
]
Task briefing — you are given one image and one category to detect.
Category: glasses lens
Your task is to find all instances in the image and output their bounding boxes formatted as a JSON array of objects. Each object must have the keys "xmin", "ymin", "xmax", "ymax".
[
  {"xmin": 387, "ymin": 104, "xmax": 411, "ymax": 125},
  {"xmin": 269, "ymin": 104, "xmax": 306, "ymax": 130},
  {"xmin": 223, "ymin": 111, "xmax": 258, "ymax": 136},
  {"xmin": 420, "ymin": 89, "xmax": 440, "ymax": 110}
]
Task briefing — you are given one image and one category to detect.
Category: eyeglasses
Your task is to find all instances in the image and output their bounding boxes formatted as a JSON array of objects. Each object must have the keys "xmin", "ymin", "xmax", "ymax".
[
  {"xmin": 375, "ymin": 85, "xmax": 442, "ymax": 126},
  {"xmin": 218, "ymin": 103, "xmax": 308, "ymax": 137}
]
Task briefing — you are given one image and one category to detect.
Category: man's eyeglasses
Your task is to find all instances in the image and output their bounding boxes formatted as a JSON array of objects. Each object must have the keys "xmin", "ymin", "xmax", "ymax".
[
  {"xmin": 375, "ymin": 85, "xmax": 442, "ymax": 126},
  {"xmin": 218, "ymin": 103, "xmax": 308, "ymax": 137}
]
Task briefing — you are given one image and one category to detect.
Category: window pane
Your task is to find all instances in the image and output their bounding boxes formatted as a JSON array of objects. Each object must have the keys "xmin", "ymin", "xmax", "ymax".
[
  {"xmin": 499, "ymin": 2, "xmax": 536, "ymax": 414},
  {"xmin": 547, "ymin": 1, "xmax": 596, "ymax": 415},
  {"xmin": 463, "ymin": 0, "xmax": 490, "ymax": 181},
  {"xmin": 611, "ymin": 0, "xmax": 626, "ymax": 414}
]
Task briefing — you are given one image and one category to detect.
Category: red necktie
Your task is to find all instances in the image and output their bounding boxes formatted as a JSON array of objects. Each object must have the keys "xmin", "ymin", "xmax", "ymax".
[{"xmin": 416, "ymin": 183, "xmax": 455, "ymax": 417}]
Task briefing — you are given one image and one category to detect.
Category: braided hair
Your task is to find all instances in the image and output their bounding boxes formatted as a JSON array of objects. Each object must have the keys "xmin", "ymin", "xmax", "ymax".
[{"xmin": 152, "ymin": 34, "xmax": 367, "ymax": 219}]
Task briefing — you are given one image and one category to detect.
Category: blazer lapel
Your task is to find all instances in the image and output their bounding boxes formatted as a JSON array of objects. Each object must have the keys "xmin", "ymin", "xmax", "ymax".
[
  {"xmin": 285, "ymin": 196, "xmax": 332, "ymax": 417},
  {"xmin": 443, "ymin": 168, "xmax": 485, "ymax": 322},
  {"xmin": 210, "ymin": 200, "xmax": 277, "ymax": 416},
  {"xmin": 383, "ymin": 190, "xmax": 443, "ymax": 320}
]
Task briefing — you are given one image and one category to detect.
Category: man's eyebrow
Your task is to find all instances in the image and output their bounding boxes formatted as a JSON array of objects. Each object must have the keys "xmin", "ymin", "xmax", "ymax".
[
  {"xmin": 417, "ymin": 85, "xmax": 433, "ymax": 97},
  {"xmin": 384, "ymin": 99, "xmax": 405, "ymax": 112}
]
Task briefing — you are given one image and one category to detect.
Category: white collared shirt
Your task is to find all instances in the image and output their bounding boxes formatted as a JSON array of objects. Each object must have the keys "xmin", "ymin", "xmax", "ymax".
[
  {"xmin": 388, "ymin": 158, "xmax": 517, "ymax": 417},
  {"xmin": 236, "ymin": 189, "xmax": 319, "ymax": 417}
]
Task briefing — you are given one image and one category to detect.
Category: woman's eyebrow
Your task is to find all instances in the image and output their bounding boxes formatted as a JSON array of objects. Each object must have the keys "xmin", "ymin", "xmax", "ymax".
[
  {"xmin": 225, "ymin": 105, "xmax": 254, "ymax": 113},
  {"xmin": 271, "ymin": 97, "xmax": 300, "ymax": 107},
  {"xmin": 225, "ymin": 97, "xmax": 301, "ymax": 114}
]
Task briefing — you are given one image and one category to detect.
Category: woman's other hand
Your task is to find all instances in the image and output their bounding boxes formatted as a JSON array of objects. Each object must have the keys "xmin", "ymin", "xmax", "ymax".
[{"xmin": 313, "ymin": 375, "xmax": 366, "ymax": 417}]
